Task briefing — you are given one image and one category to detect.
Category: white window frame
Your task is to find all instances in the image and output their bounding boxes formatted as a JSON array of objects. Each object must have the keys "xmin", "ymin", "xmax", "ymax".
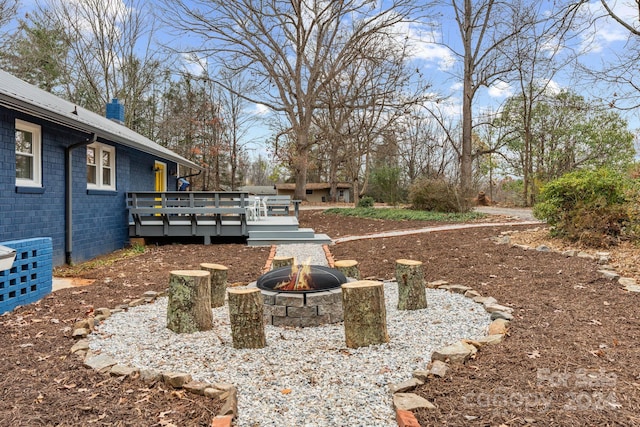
[
  {"xmin": 87, "ymin": 142, "xmax": 116, "ymax": 190},
  {"xmin": 15, "ymin": 119, "xmax": 42, "ymax": 187}
]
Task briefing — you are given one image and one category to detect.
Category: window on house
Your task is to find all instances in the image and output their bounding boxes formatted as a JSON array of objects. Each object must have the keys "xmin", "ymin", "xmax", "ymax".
[
  {"xmin": 306, "ymin": 189, "xmax": 313, "ymax": 195},
  {"xmin": 15, "ymin": 120, "xmax": 42, "ymax": 187},
  {"xmin": 87, "ymin": 143, "xmax": 115, "ymax": 190}
]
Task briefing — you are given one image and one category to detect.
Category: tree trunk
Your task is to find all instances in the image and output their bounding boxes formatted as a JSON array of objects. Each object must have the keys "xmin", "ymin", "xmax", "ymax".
[
  {"xmin": 342, "ymin": 280, "xmax": 389, "ymax": 348},
  {"xmin": 200, "ymin": 263, "xmax": 228, "ymax": 308},
  {"xmin": 166, "ymin": 270, "xmax": 212, "ymax": 333},
  {"xmin": 227, "ymin": 288, "xmax": 266, "ymax": 349},
  {"xmin": 272, "ymin": 256, "xmax": 295, "ymax": 269},
  {"xmin": 334, "ymin": 260, "xmax": 361, "ymax": 280},
  {"xmin": 293, "ymin": 143, "xmax": 310, "ymax": 201},
  {"xmin": 460, "ymin": 0, "xmax": 474, "ymax": 202},
  {"xmin": 395, "ymin": 259, "xmax": 427, "ymax": 311}
]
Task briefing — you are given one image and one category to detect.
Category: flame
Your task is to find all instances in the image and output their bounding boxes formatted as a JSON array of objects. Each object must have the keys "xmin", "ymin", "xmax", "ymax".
[{"xmin": 274, "ymin": 258, "xmax": 315, "ymax": 291}]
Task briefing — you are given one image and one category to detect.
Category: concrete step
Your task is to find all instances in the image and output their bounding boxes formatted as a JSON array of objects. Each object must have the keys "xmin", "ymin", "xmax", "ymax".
[
  {"xmin": 247, "ymin": 233, "xmax": 333, "ymax": 247},
  {"xmin": 247, "ymin": 222, "xmax": 300, "ymax": 232},
  {"xmin": 248, "ymin": 228, "xmax": 316, "ymax": 239}
]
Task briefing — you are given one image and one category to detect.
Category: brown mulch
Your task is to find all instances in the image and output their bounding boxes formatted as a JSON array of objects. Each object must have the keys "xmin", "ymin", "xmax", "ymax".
[{"xmin": 1, "ymin": 210, "xmax": 639, "ymax": 426}]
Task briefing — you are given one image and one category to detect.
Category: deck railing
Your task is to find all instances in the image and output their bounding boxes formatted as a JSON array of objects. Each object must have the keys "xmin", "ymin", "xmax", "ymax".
[{"xmin": 127, "ymin": 191, "xmax": 251, "ymax": 243}]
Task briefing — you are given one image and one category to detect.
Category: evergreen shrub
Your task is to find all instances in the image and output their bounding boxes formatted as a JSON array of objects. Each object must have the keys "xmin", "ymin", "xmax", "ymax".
[{"xmin": 533, "ymin": 168, "xmax": 640, "ymax": 247}]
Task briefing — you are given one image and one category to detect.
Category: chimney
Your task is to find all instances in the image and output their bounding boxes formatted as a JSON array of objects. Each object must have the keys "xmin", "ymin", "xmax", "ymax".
[{"xmin": 106, "ymin": 98, "xmax": 125, "ymax": 124}]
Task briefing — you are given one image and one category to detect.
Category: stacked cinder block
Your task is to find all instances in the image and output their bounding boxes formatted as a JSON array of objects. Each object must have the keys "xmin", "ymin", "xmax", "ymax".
[
  {"xmin": 0, "ymin": 237, "xmax": 52, "ymax": 314},
  {"xmin": 260, "ymin": 288, "xmax": 343, "ymax": 327}
]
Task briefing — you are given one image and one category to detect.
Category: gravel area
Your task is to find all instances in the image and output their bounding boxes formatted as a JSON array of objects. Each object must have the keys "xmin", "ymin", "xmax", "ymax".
[
  {"xmin": 89, "ymin": 285, "xmax": 491, "ymax": 426},
  {"xmin": 274, "ymin": 243, "xmax": 329, "ymax": 266}
]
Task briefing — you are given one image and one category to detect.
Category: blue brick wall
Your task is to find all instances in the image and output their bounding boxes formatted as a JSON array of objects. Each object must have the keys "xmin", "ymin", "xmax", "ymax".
[
  {"xmin": 0, "ymin": 237, "xmax": 53, "ymax": 315},
  {"xmin": 0, "ymin": 106, "xmax": 179, "ymax": 266}
]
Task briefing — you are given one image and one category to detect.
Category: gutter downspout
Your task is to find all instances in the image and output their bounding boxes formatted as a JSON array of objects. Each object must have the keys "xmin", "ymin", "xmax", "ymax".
[{"xmin": 65, "ymin": 133, "xmax": 97, "ymax": 265}]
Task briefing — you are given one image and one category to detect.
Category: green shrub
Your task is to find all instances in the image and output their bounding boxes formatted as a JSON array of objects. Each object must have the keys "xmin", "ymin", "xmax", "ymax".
[
  {"xmin": 408, "ymin": 177, "xmax": 470, "ymax": 213},
  {"xmin": 357, "ymin": 196, "xmax": 375, "ymax": 208},
  {"xmin": 368, "ymin": 166, "xmax": 406, "ymax": 206},
  {"xmin": 533, "ymin": 168, "xmax": 640, "ymax": 247}
]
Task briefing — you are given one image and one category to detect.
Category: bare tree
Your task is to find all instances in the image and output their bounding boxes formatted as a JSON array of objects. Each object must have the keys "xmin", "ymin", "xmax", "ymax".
[
  {"xmin": 580, "ymin": 0, "xmax": 640, "ymax": 110},
  {"xmin": 313, "ymin": 26, "xmax": 429, "ymax": 204},
  {"xmin": 218, "ymin": 71, "xmax": 260, "ymax": 190},
  {"xmin": 424, "ymin": 0, "xmax": 530, "ymax": 200},
  {"xmin": 35, "ymin": 0, "xmax": 163, "ymax": 132},
  {"xmin": 397, "ymin": 110, "xmax": 455, "ymax": 183},
  {"xmin": 496, "ymin": 0, "xmax": 583, "ymax": 205},
  {"xmin": 599, "ymin": 0, "xmax": 640, "ymax": 36},
  {"xmin": 160, "ymin": 0, "xmax": 421, "ymax": 200},
  {"xmin": 0, "ymin": 0, "xmax": 17, "ymax": 30}
]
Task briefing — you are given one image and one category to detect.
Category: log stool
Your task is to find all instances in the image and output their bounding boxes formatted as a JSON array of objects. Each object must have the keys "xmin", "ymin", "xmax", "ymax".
[
  {"xmin": 334, "ymin": 259, "xmax": 361, "ymax": 280},
  {"xmin": 342, "ymin": 280, "xmax": 389, "ymax": 348},
  {"xmin": 166, "ymin": 270, "xmax": 213, "ymax": 333},
  {"xmin": 227, "ymin": 288, "xmax": 266, "ymax": 349},
  {"xmin": 272, "ymin": 256, "xmax": 295, "ymax": 269},
  {"xmin": 395, "ymin": 259, "xmax": 427, "ymax": 310},
  {"xmin": 200, "ymin": 263, "xmax": 228, "ymax": 308}
]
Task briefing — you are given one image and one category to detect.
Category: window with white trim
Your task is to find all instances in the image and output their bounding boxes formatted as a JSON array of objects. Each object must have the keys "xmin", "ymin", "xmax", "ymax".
[
  {"xmin": 87, "ymin": 143, "xmax": 116, "ymax": 190},
  {"xmin": 15, "ymin": 120, "xmax": 42, "ymax": 187}
]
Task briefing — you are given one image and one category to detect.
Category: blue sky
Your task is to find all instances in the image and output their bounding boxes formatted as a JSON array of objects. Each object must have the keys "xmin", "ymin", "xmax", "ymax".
[{"xmin": 11, "ymin": 0, "xmax": 640, "ymax": 148}]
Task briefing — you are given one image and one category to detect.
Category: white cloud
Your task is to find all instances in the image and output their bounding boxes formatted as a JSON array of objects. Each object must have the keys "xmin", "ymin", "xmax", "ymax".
[
  {"xmin": 581, "ymin": 1, "xmax": 636, "ymax": 53},
  {"xmin": 488, "ymin": 81, "xmax": 513, "ymax": 98},
  {"xmin": 422, "ymin": 96, "xmax": 461, "ymax": 121},
  {"xmin": 252, "ymin": 103, "xmax": 270, "ymax": 116},
  {"xmin": 541, "ymin": 79, "xmax": 562, "ymax": 95},
  {"xmin": 403, "ymin": 23, "xmax": 456, "ymax": 71},
  {"xmin": 181, "ymin": 53, "xmax": 208, "ymax": 75}
]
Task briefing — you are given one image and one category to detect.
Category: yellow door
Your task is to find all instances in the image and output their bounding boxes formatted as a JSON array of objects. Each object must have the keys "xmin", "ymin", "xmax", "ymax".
[
  {"xmin": 154, "ymin": 162, "xmax": 166, "ymax": 214},
  {"xmin": 154, "ymin": 162, "xmax": 166, "ymax": 191}
]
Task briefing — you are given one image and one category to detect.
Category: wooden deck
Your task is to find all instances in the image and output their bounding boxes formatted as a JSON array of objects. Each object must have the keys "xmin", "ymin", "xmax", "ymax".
[{"xmin": 127, "ymin": 191, "xmax": 329, "ymax": 245}]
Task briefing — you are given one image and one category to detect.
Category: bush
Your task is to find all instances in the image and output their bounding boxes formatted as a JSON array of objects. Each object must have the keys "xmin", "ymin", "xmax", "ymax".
[
  {"xmin": 368, "ymin": 166, "xmax": 406, "ymax": 206},
  {"xmin": 408, "ymin": 178, "xmax": 470, "ymax": 213},
  {"xmin": 357, "ymin": 196, "xmax": 375, "ymax": 208},
  {"xmin": 533, "ymin": 168, "xmax": 640, "ymax": 247}
]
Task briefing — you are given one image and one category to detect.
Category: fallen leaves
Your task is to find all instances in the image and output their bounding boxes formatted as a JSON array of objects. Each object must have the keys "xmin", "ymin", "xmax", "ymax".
[{"xmin": 527, "ymin": 350, "xmax": 541, "ymax": 359}]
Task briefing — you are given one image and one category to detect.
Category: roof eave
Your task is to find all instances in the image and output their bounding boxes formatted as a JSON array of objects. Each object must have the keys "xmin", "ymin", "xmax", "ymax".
[{"xmin": 0, "ymin": 94, "xmax": 202, "ymax": 171}]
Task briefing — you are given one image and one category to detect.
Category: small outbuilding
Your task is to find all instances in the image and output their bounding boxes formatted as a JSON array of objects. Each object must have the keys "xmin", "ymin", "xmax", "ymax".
[{"xmin": 275, "ymin": 182, "xmax": 351, "ymax": 203}]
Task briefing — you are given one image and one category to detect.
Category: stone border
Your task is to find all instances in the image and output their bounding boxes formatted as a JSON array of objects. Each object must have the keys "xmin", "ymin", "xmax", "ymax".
[
  {"xmin": 69, "ymin": 246, "xmax": 514, "ymax": 427},
  {"xmin": 387, "ymin": 280, "xmax": 512, "ymax": 427},
  {"xmin": 69, "ymin": 291, "xmax": 237, "ymax": 427},
  {"xmin": 492, "ymin": 230, "xmax": 640, "ymax": 293},
  {"xmin": 390, "ymin": 230, "xmax": 640, "ymax": 426}
]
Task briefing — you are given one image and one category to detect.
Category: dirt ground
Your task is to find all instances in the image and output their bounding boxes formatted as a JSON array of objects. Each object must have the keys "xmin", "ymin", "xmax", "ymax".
[{"xmin": 1, "ymin": 209, "xmax": 639, "ymax": 426}]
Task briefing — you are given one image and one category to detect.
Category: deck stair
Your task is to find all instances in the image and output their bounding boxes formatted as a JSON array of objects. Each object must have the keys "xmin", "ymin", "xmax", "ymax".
[{"xmin": 246, "ymin": 227, "xmax": 332, "ymax": 246}]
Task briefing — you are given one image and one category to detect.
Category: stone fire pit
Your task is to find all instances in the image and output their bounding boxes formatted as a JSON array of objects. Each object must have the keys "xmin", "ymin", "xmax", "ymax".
[{"xmin": 251, "ymin": 265, "xmax": 348, "ymax": 327}]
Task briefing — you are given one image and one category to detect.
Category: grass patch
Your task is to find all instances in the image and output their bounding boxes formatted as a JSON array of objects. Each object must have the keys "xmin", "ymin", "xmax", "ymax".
[
  {"xmin": 54, "ymin": 242, "xmax": 146, "ymax": 277},
  {"xmin": 323, "ymin": 207, "xmax": 486, "ymax": 222}
]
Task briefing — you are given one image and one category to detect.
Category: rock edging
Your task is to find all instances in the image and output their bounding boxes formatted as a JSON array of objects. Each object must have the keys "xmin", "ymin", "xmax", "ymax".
[
  {"xmin": 69, "ymin": 290, "xmax": 237, "ymax": 426},
  {"xmin": 492, "ymin": 231, "xmax": 640, "ymax": 293},
  {"xmin": 388, "ymin": 280, "xmax": 512, "ymax": 427}
]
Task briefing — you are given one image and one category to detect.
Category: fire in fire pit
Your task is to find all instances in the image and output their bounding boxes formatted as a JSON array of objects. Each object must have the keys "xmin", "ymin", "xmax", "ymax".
[{"xmin": 257, "ymin": 265, "xmax": 347, "ymax": 293}]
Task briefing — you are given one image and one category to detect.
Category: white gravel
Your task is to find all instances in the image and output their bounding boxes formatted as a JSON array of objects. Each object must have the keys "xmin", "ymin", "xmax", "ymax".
[
  {"xmin": 275, "ymin": 243, "xmax": 329, "ymax": 266},
  {"xmin": 89, "ymin": 285, "xmax": 491, "ymax": 426}
]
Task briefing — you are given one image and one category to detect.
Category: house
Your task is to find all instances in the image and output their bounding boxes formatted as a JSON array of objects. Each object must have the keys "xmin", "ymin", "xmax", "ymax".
[
  {"xmin": 238, "ymin": 185, "xmax": 277, "ymax": 197},
  {"xmin": 275, "ymin": 183, "xmax": 352, "ymax": 203},
  {"xmin": 0, "ymin": 70, "xmax": 200, "ymax": 266}
]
